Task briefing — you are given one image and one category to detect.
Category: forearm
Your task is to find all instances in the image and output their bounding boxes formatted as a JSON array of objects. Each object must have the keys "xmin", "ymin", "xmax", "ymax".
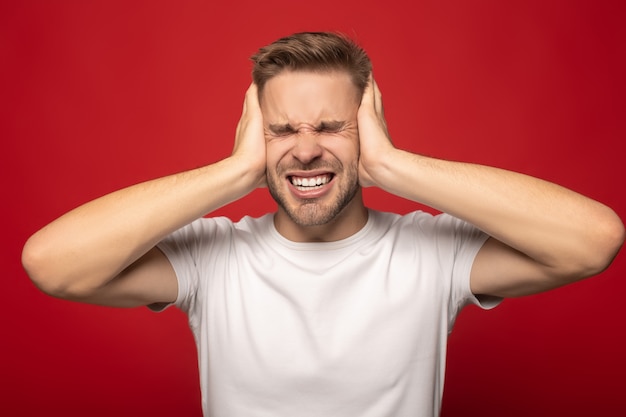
[
  {"xmin": 376, "ymin": 149, "xmax": 623, "ymax": 275},
  {"xmin": 358, "ymin": 76, "xmax": 623, "ymax": 292},
  {"xmin": 22, "ymin": 156, "xmax": 256, "ymax": 296}
]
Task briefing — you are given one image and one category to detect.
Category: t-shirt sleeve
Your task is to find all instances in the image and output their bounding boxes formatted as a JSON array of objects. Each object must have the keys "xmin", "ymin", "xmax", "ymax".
[
  {"xmin": 413, "ymin": 212, "xmax": 501, "ymax": 329},
  {"xmin": 446, "ymin": 216, "xmax": 499, "ymax": 311},
  {"xmin": 155, "ymin": 217, "xmax": 230, "ymax": 321}
]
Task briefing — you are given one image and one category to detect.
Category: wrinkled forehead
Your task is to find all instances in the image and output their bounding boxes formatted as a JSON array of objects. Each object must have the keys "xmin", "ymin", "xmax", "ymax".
[
  {"xmin": 259, "ymin": 70, "xmax": 360, "ymax": 124},
  {"xmin": 259, "ymin": 69, "xmax": 361, "ymax": 102}
]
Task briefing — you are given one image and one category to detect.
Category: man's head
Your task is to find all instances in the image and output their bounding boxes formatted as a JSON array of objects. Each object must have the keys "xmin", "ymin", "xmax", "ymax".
[
  {"xmin": 251, "ymin": 32, "xmax": 372, "ymax": 101},
  {"xmin": 250, "ymin": 33, "xmax": 372, "ymax": 239}
]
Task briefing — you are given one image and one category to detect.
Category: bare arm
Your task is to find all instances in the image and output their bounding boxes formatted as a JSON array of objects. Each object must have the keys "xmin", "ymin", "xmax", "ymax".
[
  {"xmin": 22, "ymin": 84, "xmax": 266, "ymax": 307},
  {"xmin": 357, "ymin": 77, "xmax": 625, "ymax": 298}
]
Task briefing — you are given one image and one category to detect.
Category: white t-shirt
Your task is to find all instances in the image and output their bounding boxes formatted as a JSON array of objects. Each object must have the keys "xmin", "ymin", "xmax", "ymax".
[{"xmin": 158, "ymin": 209, "xmax": 497, "ymax": 417}]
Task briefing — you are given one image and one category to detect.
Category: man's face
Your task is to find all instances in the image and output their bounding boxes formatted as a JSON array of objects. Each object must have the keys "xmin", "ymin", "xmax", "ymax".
[{"xmin": 260, "ymin": 70, "xmax": 361, "ymax": 227}]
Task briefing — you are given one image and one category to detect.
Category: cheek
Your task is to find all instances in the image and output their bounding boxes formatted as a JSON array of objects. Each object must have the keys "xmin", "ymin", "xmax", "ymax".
[
  {"xmin": 265, "ymin": 140, "xmax": 292, "ymax": 168},
  {"xmin": 321, "ymin": 138, "xmax": 360, "ymax": 163}
]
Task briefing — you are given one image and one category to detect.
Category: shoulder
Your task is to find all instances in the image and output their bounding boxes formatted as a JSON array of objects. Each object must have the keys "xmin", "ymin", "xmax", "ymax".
[
  {"xmin": 165, "ymin": 216, "xmax": 235, "ymax": 242},
  {"xmin": 369, "ymin": 209, "xmax": 461, "ymax": 233},
  {"xmin": 369, "ymin": 209, "xmax": 486, "ymax": 249},
  {"xmin": 168, "ymin": 214, "xmax": 271, "ymax": 237}
]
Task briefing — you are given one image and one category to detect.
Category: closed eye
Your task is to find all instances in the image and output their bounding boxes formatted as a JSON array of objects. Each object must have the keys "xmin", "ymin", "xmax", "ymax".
[
  {"xmin": 268, "ymin": 124, "xmax": 296, "ymax": 137},
  {"xmin": 316, "ymin": 121, "xmax": 346, "ymax": 133},
  {"xmin": 267, "ymin": 120, "xmax": 347, "ymax": 136}
]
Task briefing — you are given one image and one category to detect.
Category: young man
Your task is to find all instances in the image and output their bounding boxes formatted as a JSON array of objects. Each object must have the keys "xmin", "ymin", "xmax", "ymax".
[{"xmin": 22, "ymin": 32, "xmax": 624, "ymax": 416}]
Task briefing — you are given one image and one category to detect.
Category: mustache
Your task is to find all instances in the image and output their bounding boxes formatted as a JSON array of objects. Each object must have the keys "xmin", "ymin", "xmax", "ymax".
[{"xmin": 277, "ymin": 159, "xmax": 343, "ymax": 174}]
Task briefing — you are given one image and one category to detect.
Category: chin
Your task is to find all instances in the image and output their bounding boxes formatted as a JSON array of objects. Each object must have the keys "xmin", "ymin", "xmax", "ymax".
[{"xmin": 283, "ymin": 203, "xmax": 340, "ymax": 227}]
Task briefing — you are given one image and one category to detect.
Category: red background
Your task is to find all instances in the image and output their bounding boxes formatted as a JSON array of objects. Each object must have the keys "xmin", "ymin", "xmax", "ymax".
[{"xmin": 3, "ymin": 0, "xmax": 625, "ymax": 415}]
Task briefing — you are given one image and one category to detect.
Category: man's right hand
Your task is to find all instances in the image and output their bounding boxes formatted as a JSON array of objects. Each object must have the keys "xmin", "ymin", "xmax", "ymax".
[{"xmin": 231, "ymin": 83, "xmax": 267, "ymax": 190}]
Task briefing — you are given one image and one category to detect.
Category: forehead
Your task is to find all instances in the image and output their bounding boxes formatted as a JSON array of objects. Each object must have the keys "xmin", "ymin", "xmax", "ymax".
[{"xmin": 260, "ymin": 70, "xmax": 359, "ymax": 124}]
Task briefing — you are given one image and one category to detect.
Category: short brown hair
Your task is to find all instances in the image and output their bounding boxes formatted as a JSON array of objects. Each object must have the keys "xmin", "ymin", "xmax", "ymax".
[{"xmin": 251, "ymin": 32, "xmax": 372, "ymax": 98}]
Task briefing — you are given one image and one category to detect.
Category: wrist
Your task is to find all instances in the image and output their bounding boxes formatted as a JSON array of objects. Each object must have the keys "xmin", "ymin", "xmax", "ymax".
[
  {"xmin": 360, "ymin": 146, "xmax": 401, "ymax": 189},
  {"xmin": 221, "ymin": 155, "xmax": 266, "ymax": 195}
]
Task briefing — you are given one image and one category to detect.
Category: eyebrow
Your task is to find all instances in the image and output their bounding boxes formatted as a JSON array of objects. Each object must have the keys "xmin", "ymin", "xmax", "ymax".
[
  {"xmin": 317, "ymin": 120, "xmax": 346, "ymax": 131},
  {"xmin": 268, "ymin": 124, "xmax": 296, "ymax": 135},
  {"xmin": 268, "ymin": 120, "xmax": 347, "ymax": 135}
]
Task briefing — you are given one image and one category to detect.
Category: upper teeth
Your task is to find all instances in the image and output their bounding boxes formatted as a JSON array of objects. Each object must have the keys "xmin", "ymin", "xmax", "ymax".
[{"xmin": 291, "ymin": 175, "xmax": 330, "ymax": 187}]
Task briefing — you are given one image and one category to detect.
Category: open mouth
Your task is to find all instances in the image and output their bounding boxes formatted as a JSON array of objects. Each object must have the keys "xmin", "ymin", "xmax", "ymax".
[{"xmin": 289, "ymin": 174, "xmax": 333, "ymax": 191}]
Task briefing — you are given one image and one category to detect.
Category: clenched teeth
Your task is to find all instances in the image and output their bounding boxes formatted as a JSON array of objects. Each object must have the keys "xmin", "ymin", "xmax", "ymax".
[{"xmin": 290, "ymin": 174, "xmax": 331, "ymax": 189}]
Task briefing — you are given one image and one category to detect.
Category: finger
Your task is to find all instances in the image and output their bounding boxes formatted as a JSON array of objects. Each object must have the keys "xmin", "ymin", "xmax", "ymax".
[
  {"xmin": 361, "ymin": 73, "xmax": 374, "ymax": 106},
  {"xmin": 242, "ymin": 83, "xmax": 257, "ymax": 113},
  {"xmin": 246, "ymin": 83, "xmax": 259, "ymax": 107},
  {"xmin": 236, "ymin": 83, "xmax": 257, "ymax": 136},
  {"xmin": 371, "ymin": 76, "xmax": 384, "ymax": 116}
]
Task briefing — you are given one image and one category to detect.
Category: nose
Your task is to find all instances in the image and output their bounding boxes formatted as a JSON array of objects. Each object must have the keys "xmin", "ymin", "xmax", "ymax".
[{"xmin": 291, "ymin": 132, "xmax": 323, "ymax": 164}]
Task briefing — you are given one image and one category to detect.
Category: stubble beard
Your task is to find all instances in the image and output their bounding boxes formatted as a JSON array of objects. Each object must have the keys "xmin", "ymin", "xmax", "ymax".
[{"xmin": 267, "ymin": 160, "xmax": 360, "ymax": 227}]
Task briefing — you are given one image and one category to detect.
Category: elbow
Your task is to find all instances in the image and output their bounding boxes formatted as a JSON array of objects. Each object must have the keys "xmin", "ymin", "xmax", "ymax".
[
  {"xmin": 579, "ymin": 207, "xmax": 625, "ymax": 277},
  {"xmin": 22, "ymin": 234, "xmax": 90, "ymax": 300},
  {"xmin": 22, "ymin": 235, "xmax": 63, "ymax": 297}
]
